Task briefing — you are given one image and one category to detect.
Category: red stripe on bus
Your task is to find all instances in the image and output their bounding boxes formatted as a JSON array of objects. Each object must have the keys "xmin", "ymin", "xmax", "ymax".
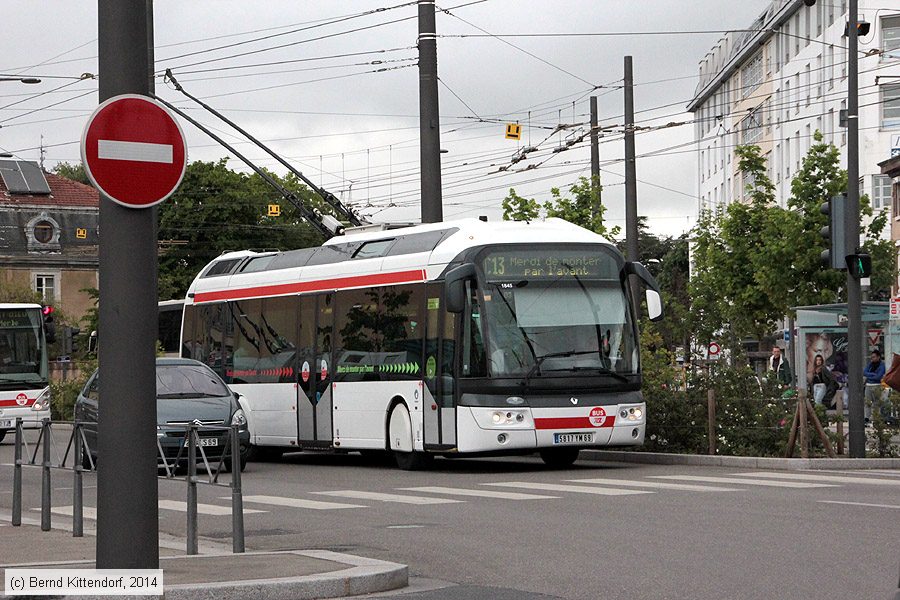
[
  {"xmin": 534, "ymin": 416, "xmax": 616, "ymax": 429},
  {"xmin": 0, "ymin": 399, "xmax": 35, "ymax": 407},
  {"xmin": 193, "ymin": 269, "xmax": 428, "ymax": 303}
]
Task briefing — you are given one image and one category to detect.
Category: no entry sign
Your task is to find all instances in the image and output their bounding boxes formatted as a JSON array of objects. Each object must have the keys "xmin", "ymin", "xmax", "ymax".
[{"xmin": 81, "ymin": 94, "xmax": 187, "ymax": 208}]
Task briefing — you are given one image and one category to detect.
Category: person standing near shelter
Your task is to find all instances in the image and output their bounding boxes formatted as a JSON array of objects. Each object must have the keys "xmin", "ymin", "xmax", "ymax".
[
  {"xmin": 810, "ymin": 354, "xmax": 838, "ymax": 409},
  {"xmin": 768, "ymin": 346, "xmax": 792, "ymax": 387},
  {"xmin": 863, "ymin": 349, "xmax": 886, "ymax": 421}
]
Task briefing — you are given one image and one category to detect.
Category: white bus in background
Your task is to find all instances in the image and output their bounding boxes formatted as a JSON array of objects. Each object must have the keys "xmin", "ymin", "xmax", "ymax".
[
  {"xmin": 0, "ymin": 303, "xmax": 53, "ymax": 442},
  {"xmin": 181, "ymin": 218, "xmax": 663, "ymax": 469}
]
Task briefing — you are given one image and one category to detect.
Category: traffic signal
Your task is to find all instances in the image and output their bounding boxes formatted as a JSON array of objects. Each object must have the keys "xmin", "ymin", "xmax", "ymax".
[
  {"xmin": 846, "ymin": 253, "xmax": 872, "ymax": 279},
  {"xmin": 69, "ymin": 327, "xmax": 81, "ymax": 355},
  {"xmin": 42, "ymin": 305, "xmax": 56, "ymax": 344},
  {"xmin": 819, "ymin": 194, "xmax": 847, "ymax": 270}
]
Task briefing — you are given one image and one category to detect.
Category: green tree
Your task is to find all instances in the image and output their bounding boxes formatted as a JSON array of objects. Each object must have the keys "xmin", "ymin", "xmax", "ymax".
[
  {"xmin": 502, "ymin": 176, "xmax": 619, "ymax": 238},
  {"xmin": 156, "ymin": 159, "xmax": 323, "ymax": 299},
  {"xmin": 51, "ymin": 162, "xmax": 89, "ymax": 185}
]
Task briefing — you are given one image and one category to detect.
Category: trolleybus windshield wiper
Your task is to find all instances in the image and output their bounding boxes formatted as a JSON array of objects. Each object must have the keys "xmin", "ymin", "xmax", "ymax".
[{"xmin": 522, "ymin": 350, "xmax": 599, "ymax": 384}]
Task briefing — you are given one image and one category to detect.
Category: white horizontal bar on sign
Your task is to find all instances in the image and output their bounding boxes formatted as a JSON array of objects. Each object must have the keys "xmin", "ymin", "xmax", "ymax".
[
  {"xmin": 237, "ymin": 495, "xmax": 365, "ymax": 510},
  {"xmin": 485, "ymin": 482, "xmax": 652, "ymax": 496},
  {"xmin": 401, "ymin": 486, "xmax": 559, "ymax": 500},
  {"xmin": 98, "ymin": 139, "xmax": 173, "ymax": 164},
  {"xmin": 731, "ymin": 471, "xmax": 900, "ymax": 486},
  {"xmin": 567, "ymin": 478, "xmax": 742, "ymax": 492},
  {"xmin": 312, "ymin": 490, "xmax": 464, "ymax": 505},
  {"xmin": 649, "ymin": 475, "xmax": 836, "ymax": 488}
]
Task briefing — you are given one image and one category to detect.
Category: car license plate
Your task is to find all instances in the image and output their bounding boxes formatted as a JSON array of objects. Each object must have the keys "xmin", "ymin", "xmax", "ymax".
[
  {"xmin": 553, "ymin": 432, "xmax": 594, "ymax": 444},
  {"xmin": 0, "ymin": 419, "xmax": 12, "ymax": 429},
  {"xmin": 185, "ymin": 438, "xmax": 219, "ymax": 448}
]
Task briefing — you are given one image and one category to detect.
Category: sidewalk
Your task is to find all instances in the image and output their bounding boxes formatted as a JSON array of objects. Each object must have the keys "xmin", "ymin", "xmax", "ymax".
[{"xmin": 0, "ymin": 515, "xmax": 407, "ymax": 600}]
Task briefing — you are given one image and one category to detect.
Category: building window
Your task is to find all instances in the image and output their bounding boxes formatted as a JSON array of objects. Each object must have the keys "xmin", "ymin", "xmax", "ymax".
[
  {"xmin": 741, "ymin": 109, "xmax": 764, "ymax": 145},
  {"xmin": 873, "ymin": 175, "xmax": 892, "ymax": 210},
  {"xmin": 741, "ymin": 52, "xmax": 763, "ymax": 98},
  {"xmin": 33, "ymin": 274, "xmax": 56, "ymax": 303},
  {"xmin": 882, "ymin": 15, "xmax": 900, "ymax": 59},
  {"xmin": 33, "ymin": 221, "xmax": 54, "ymax": 243},
  {"xmin": 883, "ymin": 84, "xmax": 900, "ymax": 128}
]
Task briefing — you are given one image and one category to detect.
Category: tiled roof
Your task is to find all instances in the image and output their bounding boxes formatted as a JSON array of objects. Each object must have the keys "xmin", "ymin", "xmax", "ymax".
[{"xmin": 0, "ymin": 167, "xmax": 98, "ymax": 208}]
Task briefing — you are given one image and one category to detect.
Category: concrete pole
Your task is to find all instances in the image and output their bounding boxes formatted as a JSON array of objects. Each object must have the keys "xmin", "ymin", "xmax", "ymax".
[
  {"xmin": 590, "ymin": 96, "xmax": 601, "ymax": 222},
  {"xmin": 624, "ymin": 57, "xmax": 640, "ymax": 302},
  {"xmin": 418, "ymin": 1, "xmax": 443, "ymax": 223}
]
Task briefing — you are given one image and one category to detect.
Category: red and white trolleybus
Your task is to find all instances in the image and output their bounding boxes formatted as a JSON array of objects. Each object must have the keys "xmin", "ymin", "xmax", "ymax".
[
  {"xmin": 0, "ymin": 303, "xmax": 53, "ymax": 442},
  {"xmin": 180, "ymin": 218, "xmax": 662, "ymax": 468}
]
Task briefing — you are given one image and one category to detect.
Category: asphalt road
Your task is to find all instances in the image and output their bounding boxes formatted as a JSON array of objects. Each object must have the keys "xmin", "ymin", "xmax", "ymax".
[{"xmin": 2, "ymin": 434, "xmax": 899, "ymax": 600}]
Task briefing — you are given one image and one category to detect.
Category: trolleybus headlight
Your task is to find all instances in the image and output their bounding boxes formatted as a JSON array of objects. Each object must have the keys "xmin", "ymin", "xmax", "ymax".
[
  {"xmin": 492, "ymin": 412, "xmax": 503, "ymax": 424},
  {"xmin": 634, "ymin": 408, "xmax": 643, "ymax": 419},
  {"xmin": 490, "ymin": 410, "xmax": 528, "ymax": 426},
  {"xmin": 31, "ymin": 389, "xmax": 51, "ymax": 411},
  {"xmin": 619, "ymin": 406, "xmax": 644, "ymax": 421}
]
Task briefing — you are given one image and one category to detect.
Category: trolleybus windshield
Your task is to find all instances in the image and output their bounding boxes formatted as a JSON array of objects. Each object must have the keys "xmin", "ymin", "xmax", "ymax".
[
  {"xmin": 480, "ymin": 248, "xmax": 636, "ymax": 379},
  {"xmin": 0, "ymin": 308, "xmax": 47, "ymax": 387}
]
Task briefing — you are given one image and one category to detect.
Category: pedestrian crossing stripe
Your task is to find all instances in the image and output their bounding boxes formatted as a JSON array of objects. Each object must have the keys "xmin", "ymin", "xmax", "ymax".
[
  {"xmin": 732, "ymin": 471, "xmax": 900, "ymax": 486},
  {"xmin": 567, "ymin": 478, "xmax": 742, "ymax": 492},
  {"xmin": 312, "ymin": 490, "xmax": 464, "ymax": 505},
  {"xmin": 43, "ymin": 502, "xmax": 265, "ymax": 520},
  {"xmin": 401, "ymin": 486, "xmax": 559, "ymax": 500},
  {"xmin": 485, "ymin": 482, "xmax": 653, "ymax": 496},
  {"xmin": 649, "ymin": 475, "xmax": 837, "ymax": 488},
  {"xmin": 818, "ymin": 500, "xmax": 900, "ymax": 510},
  {"xmin": 239, "ymin": 495, "xmax": 365, "ymax": 510}
]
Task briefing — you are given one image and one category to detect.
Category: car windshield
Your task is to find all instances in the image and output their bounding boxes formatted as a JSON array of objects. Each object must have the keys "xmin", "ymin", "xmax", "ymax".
[
  {"xmin": 156, "ymin": 364, "xmax": 231, "ymax": 399},
  {"xmin": 479, "ymin": 248, "xmax": 637, "ymax": 379}
]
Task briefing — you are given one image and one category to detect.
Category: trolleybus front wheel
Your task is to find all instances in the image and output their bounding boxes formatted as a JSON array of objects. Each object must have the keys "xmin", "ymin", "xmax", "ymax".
[
  {"xmin": 388, "ymin": 403, "xmax": 432, "ymax": 471},
  {"xmin": 539, "ymin": 447, "xmax": 580, "ymax": 468}
]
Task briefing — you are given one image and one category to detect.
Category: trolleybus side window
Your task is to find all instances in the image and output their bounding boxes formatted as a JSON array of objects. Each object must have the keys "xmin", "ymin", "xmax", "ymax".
[
  {"xmin": 229, "ymin": 299, "xmax": 262, "ymax": 384},
  {"xmin": 260, "ymin": 296, "xmax": 299, "ymax": 384},
  {"xmin": 380, "ymin": 285, "xmax": 424, "ymax": 380}
]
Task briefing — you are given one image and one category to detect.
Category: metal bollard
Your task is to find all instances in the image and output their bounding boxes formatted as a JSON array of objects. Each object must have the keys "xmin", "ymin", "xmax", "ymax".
[
  {"xmin": 40, "ymin": 418, "xmax": 51, "ymax": 532},
  {"xmin": 230, "ymin": 425, "xmax": 244, "ymax": 553},
  {"xmin": 12, "ymin": 418, "xmax": 23, "ymax": 526},
  {"xmin": 186, "ymin": 425, "xmax": 198, "ymax": 555},
  {"xmin": 73, "ymin": 421, "xmax": 83, "ymax": 537}
]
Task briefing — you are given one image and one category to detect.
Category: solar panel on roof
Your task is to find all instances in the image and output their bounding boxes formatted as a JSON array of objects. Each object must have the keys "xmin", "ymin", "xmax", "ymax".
[{"xmin": 0, "ymin": 160, "xmax": 51, "ymax": 194}]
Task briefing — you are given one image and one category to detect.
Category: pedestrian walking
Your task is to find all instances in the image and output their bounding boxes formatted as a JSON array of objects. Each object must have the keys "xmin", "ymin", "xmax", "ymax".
[{"xmin": 863, "ymin": 349, "xmax": 886, "ymax": 422}]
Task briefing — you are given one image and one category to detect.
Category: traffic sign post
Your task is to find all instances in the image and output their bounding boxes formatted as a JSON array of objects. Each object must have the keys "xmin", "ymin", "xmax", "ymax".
[
  {"xmin": 82, "ymin": 94, "xmax": 186, "ymax": 208},
  {"xmin": 92, "ymin": 1, "xmax": 164, "ymax": 570}
]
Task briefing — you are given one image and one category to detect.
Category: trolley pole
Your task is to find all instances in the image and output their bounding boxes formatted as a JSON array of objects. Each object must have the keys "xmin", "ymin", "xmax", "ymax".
[
  {"xmin": 418, "ymin": 0, "xmax": 443, "ymax": 223},
  {"xmin": 95, "ymin": 0, "xmax": 160, "ymax": 568}
]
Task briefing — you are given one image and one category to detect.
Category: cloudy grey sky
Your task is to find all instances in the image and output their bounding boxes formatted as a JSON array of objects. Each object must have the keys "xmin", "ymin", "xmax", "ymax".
[{"xmin": 0, "ymin": 1, "xmax": 771, "ymax": 237}]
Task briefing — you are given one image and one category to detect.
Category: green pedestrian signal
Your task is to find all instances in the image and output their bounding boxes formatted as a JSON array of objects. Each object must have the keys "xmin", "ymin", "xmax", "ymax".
[{"xmin": 845, "ymin": 253, "xmax": 871, "ymax": 279}]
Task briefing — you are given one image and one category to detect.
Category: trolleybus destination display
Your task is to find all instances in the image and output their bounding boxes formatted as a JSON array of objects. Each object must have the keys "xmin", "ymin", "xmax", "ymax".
[{"xmin": 481, "ymin": 249, "xmax": 618, "ymax": 279}]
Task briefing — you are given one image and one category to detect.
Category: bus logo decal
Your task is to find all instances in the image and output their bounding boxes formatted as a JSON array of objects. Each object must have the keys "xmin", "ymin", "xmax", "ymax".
[{"xmin": 570, "ymin": 397, "xmax": 578, "ymax": 405}]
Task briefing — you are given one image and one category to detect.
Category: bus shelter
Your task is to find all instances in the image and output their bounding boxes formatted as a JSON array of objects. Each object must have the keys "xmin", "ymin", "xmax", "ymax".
[{"xmin": 791, "ymin": 302, "xmax": 892, "ymax": 398}]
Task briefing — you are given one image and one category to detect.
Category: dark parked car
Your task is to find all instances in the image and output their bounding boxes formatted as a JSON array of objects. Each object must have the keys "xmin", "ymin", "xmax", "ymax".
[{"xmin": 75, "ymin": 358, "xmax": 250, "ymax": 471}]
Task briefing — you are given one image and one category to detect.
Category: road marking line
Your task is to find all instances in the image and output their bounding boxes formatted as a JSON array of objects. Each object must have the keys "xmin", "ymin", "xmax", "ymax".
[
  {"xmin": 650, "ymin": 475, "xmax": 836, "ymax": 488},
  {"xmin": 818, "ymin": 500, "xmax": 900, "ymax": 510},
  {"xmin": 158, "ymin": 500, "xmax": 264, "ymax": 515},
  {"xmin": 238, "ymin": 495, "xmax": 365, "ymax": 510},
  {"xmin": 567, "ymin": 478, "xmax": 742, "ymax": 492},
  {"xmin": 401, "ymin": 486, "xmax": 559, "ymax": 500},
  {"xmin": 312, "ymin": 490, "xmax": 464, "ymax": 505},
  {"xmin": 98, "ymin": 139, "xmax": 173, "ymax": 163},
  {"xmin": 732, "ymin": 471, "xmax": 900, "ymax": 486},
  {"xmin": 485, "ymin": 482, "xmax": 653, "ymax": 496}
]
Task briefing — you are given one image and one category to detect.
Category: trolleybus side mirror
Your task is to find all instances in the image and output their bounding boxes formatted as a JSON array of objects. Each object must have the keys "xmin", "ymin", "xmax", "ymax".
[
  {"xmin": 623, "ymin": 261, "xmax": 664, "ymax": 323},
  {"xmin": 445, "ymin": 263, "xmax": 477, "ymax": 313}
]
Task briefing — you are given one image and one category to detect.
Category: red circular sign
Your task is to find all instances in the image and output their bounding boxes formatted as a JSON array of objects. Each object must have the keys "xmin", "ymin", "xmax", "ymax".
[
  {"xmin": 81, "ymin": 94, "xmax": 187, "ymax": 208},
  {"xmin": 15, "ymin": 393, "xmax": 28, "ymax": 406},
  {"xmin": 588, "ymin": 407, "xmax": 607, "ymax": 427},
  {"xmin": 301, "ymin": 361, "xmax": 310, "ymax": 383}
]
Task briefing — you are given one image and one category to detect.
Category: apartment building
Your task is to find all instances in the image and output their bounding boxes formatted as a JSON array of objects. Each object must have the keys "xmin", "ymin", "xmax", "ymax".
[{"xmin": 688, "ymin": 0, "xmax": 900, "ymax": 220}]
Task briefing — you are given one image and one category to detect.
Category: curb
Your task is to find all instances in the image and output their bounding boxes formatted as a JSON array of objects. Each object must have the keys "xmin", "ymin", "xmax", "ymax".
[
  {"xmin": 157, "ymin": 550, "xmax": 409, "ymax": 600},
  {"xmin": 580, "ymin": 449, "xmax": 900, "ymax": 470}
]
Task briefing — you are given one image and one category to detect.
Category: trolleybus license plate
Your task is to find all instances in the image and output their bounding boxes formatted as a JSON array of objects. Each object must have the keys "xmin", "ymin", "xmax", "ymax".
[
  {"xmin": 0, "ymin": 419, "xmax": 12, "ymax": 429},
  {"xmin": 553, "ymin": 432, "xmax": 594, "ymax": 444}
]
